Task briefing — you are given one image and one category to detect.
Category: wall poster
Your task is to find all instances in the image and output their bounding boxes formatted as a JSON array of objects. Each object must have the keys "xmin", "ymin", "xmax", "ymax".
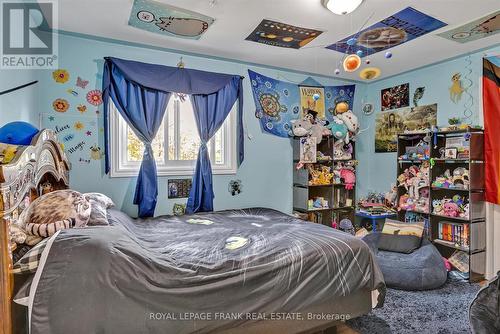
[{"xmin": 375, "ymin": 103, "xmax": 437, "ymax": 153}]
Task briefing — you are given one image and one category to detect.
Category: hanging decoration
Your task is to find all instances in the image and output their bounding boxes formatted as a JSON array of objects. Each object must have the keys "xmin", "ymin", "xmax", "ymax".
[
  {"xmin": 248, "ymin": 69, "xmax": 355, "ymax": 137},
  {"xmin": 359, "ymin": 67, "xmax": 381, "ymax": 80},
  {"xmin": 343, "ymin": 54, "xmax": 361, "ymax": 72}
]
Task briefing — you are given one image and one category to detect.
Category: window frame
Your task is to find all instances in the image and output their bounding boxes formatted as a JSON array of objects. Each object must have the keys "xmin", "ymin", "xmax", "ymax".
[{"xmin": 108, "ymin": 99, "xmax": 237, "ymax": 178}]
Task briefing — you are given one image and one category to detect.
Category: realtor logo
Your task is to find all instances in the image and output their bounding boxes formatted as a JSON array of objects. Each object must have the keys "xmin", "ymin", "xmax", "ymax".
[{"xmin": 1, "ymin": 1, "xmax": 58, "ymax": 69}]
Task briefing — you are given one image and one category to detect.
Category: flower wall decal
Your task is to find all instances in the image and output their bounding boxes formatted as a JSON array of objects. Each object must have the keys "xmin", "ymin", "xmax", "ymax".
[
  {"xmin": 52, "ymin": 98, "xmax": 69, "ymax": 112},
  {"xmin": 86, "ymin": 89, "xmax": 103, "ymax": 106},
  {"xmin": 52, "ymin": 69, "xmax": 70, "ymax": 83}
]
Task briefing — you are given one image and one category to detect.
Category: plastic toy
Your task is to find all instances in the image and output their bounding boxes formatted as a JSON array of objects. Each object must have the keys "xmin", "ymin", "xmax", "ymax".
[{"xmin": 0, "ymin": 121, "xmax": 38, "ymax": 145}]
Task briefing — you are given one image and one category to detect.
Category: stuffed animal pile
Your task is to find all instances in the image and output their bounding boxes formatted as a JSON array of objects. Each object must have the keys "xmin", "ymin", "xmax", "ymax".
[
  {"xmin": 397, "ymin": 162, "xmax": 430, "ymax": 213},
  {"xmin": 292, "ymin": 109, "xmax": 360, "ymax": 145},
  {"xmin": 432, "ymin": 195, "xmax": 469, "ymax": 219},
  {"xmin": 432, "ymin": 167, "xmax": 470, "ymax": 190}
]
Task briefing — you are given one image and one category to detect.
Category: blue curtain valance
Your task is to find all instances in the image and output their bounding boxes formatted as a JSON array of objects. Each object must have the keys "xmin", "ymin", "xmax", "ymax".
[{"xmin": 102, "ymin": 57, "xmax": 244, "ymax": 217}]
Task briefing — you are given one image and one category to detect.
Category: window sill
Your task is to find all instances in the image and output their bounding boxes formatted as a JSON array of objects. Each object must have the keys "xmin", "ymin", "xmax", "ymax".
[{"xmin": 109, "ymin": 167, "xmax": 237, "ymax": 178}]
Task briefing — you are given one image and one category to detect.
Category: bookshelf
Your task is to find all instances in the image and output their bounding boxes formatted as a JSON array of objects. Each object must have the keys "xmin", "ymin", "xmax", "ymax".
[
  {"xmin": 396, "ymin": 128, "xmax": 486, "ymax": 282},
  {"xmin": 292, "ymin": 136, "xmax": 356, "ymax": 226}
]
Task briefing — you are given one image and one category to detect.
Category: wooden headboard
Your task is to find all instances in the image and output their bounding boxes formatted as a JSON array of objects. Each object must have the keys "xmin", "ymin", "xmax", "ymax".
[{"xmin": 0, "ymin": 129, "xmax": 69, "ymax": 334}]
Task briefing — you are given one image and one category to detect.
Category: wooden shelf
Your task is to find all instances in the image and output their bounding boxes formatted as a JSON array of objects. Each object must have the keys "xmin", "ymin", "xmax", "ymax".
[{"xmin": 433, "ymin": 239, "xmax": 469, "ymax": 252}]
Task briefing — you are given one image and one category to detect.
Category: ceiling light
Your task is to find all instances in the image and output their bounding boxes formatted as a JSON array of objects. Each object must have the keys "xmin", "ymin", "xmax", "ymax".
[{"xmin": 323, "ymin": 0, "xmax": 363, "ymax": 15}]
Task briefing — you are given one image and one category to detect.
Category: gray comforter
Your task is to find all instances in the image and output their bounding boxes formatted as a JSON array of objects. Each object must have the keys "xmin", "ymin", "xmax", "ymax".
[{"xmin": 31, "ymin": 208, "xmax": 385, "ymax": 334}]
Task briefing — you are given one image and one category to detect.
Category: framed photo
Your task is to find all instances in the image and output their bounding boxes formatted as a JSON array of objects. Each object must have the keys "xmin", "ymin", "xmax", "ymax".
[
  {"xmin": 168, "ymin": 179, "xmax": 192, "ymax": 199},
  {"xmin": 299, "ymin": 137, "xmax": 317, "ymax": 163},
  {"xmin": 445, "ymin": 147, "xmax": 458, "ymax": 159}
]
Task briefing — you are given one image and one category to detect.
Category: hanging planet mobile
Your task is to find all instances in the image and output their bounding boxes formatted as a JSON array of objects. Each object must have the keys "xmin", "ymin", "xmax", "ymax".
[{"xmin": 343, "ymin": 54, "xmax": 361, "ymax": 72}]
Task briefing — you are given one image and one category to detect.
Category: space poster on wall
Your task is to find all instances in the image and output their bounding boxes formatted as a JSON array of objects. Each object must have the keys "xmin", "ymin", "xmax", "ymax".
[
  {"xmin": 245, "ymin": 19, "xmax": 323, "ymax": 49},
  {"xmin": 128, "ymin": 0, "xmax": 214, "ymax": 40},
  {"xmin": 375, "ymin": 103, "xmax": 437, "ymax": 153},
  {"xmin": 326, "ymin": 7, "xmax": 447, "ymax": 56},
  {"xmin": 248, "ymin": 70, "xmax": 355, "ymax": 137}
]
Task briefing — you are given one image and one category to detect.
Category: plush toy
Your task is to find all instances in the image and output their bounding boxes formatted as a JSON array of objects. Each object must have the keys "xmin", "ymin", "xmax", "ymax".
[
  {"xmin": 340, "ymin": 168, "xmax": 356, "ymax": 190},
  {"xmin": 444, "ymin": 202, "xmax": 459, "ymax": 217},
  {"xmin": 327, "ymin": 117, "xmax": 349, "ymax": 143},
  {"xmin": 292, "ymin": 119, "xmax": 312, "ymax": 137},
  {"xmin": 337, "ymin": 110, "xmax": 359, "ymax": 138},
  {"xmin": 432, "ymin": 199, "xmax": 444, "ymax": 215},
  {"xmin": 0, "ymin": 144, "xmax": 18, "ymax": 164},
  {"xmin": 310, "ymin": 123, "xmax": 325, "ymax": 143}
]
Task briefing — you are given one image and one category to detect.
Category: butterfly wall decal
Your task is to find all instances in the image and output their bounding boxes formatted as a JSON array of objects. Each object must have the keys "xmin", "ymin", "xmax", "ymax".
[{"xmin": 76, "ymin": 76, "xmax": 89, "ymax": 89}]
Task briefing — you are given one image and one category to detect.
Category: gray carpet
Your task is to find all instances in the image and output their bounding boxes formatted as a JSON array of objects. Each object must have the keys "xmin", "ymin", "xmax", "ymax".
[{"xmin": 347, "ymin": 279, "xmax": 481, "ymax": 334}]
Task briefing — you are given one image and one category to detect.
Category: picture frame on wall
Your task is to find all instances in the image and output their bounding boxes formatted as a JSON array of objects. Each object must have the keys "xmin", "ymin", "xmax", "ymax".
[{"xmin": 168, "ymin": 179, "xmax": 192, "ymax": 199}]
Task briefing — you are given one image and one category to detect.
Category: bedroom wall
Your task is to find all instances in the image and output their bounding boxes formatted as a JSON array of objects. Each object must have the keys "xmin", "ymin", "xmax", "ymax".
[
  {"xmin": 36, "ymin": 33, "xmax": 366, "ymax": 217},
  {"xmin": 356, "ymin": 44, "xmax": 500, "ymax": 197},
  {"xmin": 0, "ymin": 69, "xmax": 39, "ymax": 126}
]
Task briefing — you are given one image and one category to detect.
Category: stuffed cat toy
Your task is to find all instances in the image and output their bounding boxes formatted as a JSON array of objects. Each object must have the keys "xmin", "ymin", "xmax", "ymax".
[{"xmin": 21, "ymin": 190, "xmax": 91, "ymax": 238}]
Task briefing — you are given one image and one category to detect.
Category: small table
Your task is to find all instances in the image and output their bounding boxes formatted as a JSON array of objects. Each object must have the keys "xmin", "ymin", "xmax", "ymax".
[{"xmin": 355, "ymin": 211, "xmax": 397, "ymax": 232}]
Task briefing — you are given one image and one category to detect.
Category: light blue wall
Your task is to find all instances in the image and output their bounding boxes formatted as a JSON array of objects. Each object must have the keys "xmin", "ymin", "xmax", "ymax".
[
  {"xmin": 0, "ymin": 69, "xmax": 39, "ymax": 126},
  {"xmin": 36, "ymin": 34, "xmax": 366, "ymax": 217},
  {"xmin": 356, "ymin": 45, "xmax": 500, "ymax": 198}
]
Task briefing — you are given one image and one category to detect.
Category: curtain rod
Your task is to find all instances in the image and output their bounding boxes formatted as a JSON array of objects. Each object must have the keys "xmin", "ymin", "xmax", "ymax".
[{"xmin": 0, "ymin": 80, "xmax": 38, "ymax": 95}]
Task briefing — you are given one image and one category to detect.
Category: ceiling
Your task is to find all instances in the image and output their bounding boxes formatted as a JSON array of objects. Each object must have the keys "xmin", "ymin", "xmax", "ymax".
[{"xmin": 56, "ymin": 0, "xmax": 500, "ymax": 82}]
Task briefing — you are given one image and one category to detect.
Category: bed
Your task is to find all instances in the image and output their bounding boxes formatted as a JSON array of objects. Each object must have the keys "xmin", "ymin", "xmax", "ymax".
[{"xmin": 0, "ymin": 130, "xmax": 385, "ymax": 334}]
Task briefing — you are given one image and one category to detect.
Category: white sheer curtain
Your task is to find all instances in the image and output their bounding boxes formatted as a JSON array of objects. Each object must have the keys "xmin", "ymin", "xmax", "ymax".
[{"xmin": 486, "ymin": 204, "xmax": 500, "ymax": 279}]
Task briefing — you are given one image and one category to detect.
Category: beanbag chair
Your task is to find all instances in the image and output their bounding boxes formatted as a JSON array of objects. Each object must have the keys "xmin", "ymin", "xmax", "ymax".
[
  {"xmin": 0, "ymin": 121, "xmax": 38, "ymax": 145},
  {"xmin": 469, "ymin": 272, "xmax": 500, "ymax": 333},
  {"xmin": 363, "ymin": 233, "xmax": 447, "ymax": 291}
]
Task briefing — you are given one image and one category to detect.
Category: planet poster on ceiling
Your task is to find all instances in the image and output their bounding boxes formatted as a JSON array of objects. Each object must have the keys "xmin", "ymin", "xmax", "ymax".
[
  {"xmin": 128, "ymin": 0, "xmax": 214, "ymax": 40},
  {"xmin": 299, "ymin": 86, "xmax": 326, "ymax": 119},
  {"xmin": 437, "ymin": 10, "xmax": 499, "ymax": 43},
  {"xmin": 245, "ymin": 19, "xmax": 323, "ymax": 49},
  {"xmin": 326, "ymin": 7, "xmax": 447, "ymax": 56}
]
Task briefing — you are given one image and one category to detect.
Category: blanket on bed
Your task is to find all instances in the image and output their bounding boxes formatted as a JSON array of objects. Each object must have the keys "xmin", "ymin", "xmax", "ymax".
[{"xmin": 30, "ymin": 208, "xmax": 385, "ymax": 334}]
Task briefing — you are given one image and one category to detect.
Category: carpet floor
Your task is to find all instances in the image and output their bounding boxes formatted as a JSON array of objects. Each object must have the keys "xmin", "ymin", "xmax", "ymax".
[{"xmin": 347, "ymin": 279, "xmax": 481, "ymax": 334}]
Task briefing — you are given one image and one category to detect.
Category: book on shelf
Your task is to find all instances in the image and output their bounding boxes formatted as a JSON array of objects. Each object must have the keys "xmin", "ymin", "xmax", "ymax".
[{"xmin": 437, "ymin": 221, "xmax": 469, "ymax": 247}]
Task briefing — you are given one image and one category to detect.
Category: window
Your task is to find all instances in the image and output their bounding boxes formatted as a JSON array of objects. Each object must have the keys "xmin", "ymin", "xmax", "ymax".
[{"xmin": 109, "ymin": 94, "xmax": 237, "ymax": 177}]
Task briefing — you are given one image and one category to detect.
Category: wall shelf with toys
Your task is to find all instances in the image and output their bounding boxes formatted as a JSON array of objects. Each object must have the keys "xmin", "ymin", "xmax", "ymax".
[
  {"xmin": 292, "ymin": 136, "xmax": 357, "ymax": 227},
  {"xmin": 396, "ymin": 128, "xmax": 486, "ymax": 282}
]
